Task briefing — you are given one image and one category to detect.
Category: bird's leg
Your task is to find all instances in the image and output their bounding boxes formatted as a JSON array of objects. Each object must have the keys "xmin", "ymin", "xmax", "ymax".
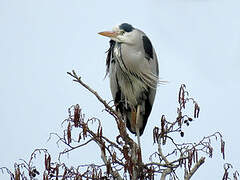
[
  {"xmin": 136, "ymin": 105, "xmax": 141, "ymax": 149},
  {"xmin": 131, "ymin": 110, "xmax": 136, "ymax": 126}
]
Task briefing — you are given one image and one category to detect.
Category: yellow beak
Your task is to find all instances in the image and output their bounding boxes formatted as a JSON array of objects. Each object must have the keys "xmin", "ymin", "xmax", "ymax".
[{"xmin": 98, "ymin": 31, "xmax": 117, "ymax": 38}]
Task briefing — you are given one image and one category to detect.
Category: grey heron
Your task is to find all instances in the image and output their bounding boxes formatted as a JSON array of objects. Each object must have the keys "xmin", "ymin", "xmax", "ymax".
[{"xmin": 99, "ymin": 23, "xmax": 159, "ymax": 147}]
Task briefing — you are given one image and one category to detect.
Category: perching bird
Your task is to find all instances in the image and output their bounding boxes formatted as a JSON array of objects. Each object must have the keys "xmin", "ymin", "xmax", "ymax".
[{"xmin": 99, "ymin": 23, "xmax": 159, "ymax": 145}]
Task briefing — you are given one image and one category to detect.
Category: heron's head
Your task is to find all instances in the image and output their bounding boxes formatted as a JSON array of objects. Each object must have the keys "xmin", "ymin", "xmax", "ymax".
[{"xmin": 98, "ymin": 23, "xmax": 138, "ymax": 44}]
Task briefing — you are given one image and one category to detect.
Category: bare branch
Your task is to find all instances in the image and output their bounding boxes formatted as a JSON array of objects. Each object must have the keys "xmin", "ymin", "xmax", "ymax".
[
  {"xmin": 67, "ymin": 70, "xmax": 119, "ymax": 120},
  {"xmin": 161, "ymin": 168, "xmax": 172, "ymax": 180},
  {"xmin": 184, "ymin": 157, "xmax": 205, "ymax": 180},
  {"xmin": 1, "ymin": 72, "xmax": 238, "ymax": 180}
]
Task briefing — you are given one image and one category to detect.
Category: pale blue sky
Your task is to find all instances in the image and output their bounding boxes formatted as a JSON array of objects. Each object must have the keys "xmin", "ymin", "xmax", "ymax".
[{"xmin": 0, "ymin": 0, "xmax": 239, "ymax": 179}]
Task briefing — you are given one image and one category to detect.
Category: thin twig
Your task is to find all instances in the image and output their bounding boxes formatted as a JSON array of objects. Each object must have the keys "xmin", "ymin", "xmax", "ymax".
[{"xmin": 67, "ymin": 70, "xmax": 119, "ymax": 120}]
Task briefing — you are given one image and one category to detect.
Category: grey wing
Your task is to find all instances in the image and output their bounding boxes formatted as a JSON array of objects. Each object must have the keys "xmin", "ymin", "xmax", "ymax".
[
  {"xmin": 148, "ymin": 48, "xmax": 159, "ymax": 105},
  {"xmin": 142, "ymin": 34, "xmax": 159, "ymax": 77},
  {"xmin": 152, "ymin": 48, "xmax": 159, "ymax": 77},
  {"xmin": 137, "ymin": 35, "xmax": 159, "ymax": 135},
  {"xmin": 141, "ymin": 34, "xmax": 159, "ymax": 102}
]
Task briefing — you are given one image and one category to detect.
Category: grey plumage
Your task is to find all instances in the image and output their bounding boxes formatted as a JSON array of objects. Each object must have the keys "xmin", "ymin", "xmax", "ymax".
[{"xmin": 100, "ymin": 23, "xmax": 159, "ymax": 136}]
